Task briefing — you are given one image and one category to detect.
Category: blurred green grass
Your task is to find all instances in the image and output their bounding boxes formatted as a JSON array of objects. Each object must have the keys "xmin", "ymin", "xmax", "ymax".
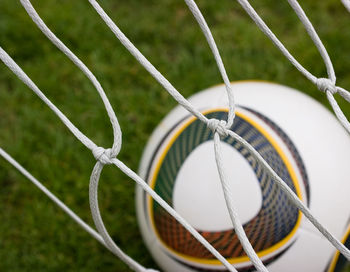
[{"xmin": 0, "ymin": 0, "xmax": 349, "ymax": 271}]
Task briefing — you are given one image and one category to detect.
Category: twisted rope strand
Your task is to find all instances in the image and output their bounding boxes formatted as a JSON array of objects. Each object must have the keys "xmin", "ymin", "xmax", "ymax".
[
  {"xmin": 326, "ymin": 91, "xmax": 350, "ymax": 132},
  {"xmin": 286, "ymin": 0, "xmax": 350, "ymax": 133},
  {"xmin": 0, "ymin": 148, "xmax": 105, "ymax": 246},
  {"xmin": 20, "ymin": 0, "xmax": 122, "ymax": 158},
  {"xmin": 286, "ymin": 0, "xmax": 336, "ymax": 82},
  {"xmin": 233, "ymin": 0, "xmax": 350, "ymax": 134},
  {"xmin": 89, "ymin": 162, "xmax": 153, "ymax": 272},
  {"xmin": 213, "ymin": 132, "xmax": 268, "ymax": 272},
  {"xmin": 183, "ymin": 3, "xmax": 267, "ymax": 266},
  {"xmin": 184, "ymin": 0, "xmax": 236, "ymax": 128},
  {"xmin": 233, "ymin": 0, "xmax": 316, "ymax": 82},
  {"xmin": 337, "ymin": 86, "xmax": 350, "ymax": 103}
]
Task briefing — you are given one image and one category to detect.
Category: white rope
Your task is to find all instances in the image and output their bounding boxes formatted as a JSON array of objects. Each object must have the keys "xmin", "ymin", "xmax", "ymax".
[
  {"xmin": 89, "ymin": 161, "xmax": 155, "ymax": 272},
  {"xmin": 184, "ymin": 0, "xmax": 236, "ymax": 129},
  {"xmin": 326, "ymin": 91, "xmax": 350, "ymax": 132},
  {"xmin": 286, "ymin": 0, "xmax": 350, "ymax": 133},
  {"xmin": 233, "ymin": 0, "xmax": 315, "ymax": 82},
  {"xmin": 210, "ymin": 127, "xmax": 268, "ymax": 272},
  {"xmin": 342, "ymin": 0, "xmax": 350, "ymax": 13},
  {"xmin": 0, "ymin": 148, "xmax": 105, "ymax": 247},
  {"xmin": 20, "ymin": 0, "xmax": 122, "ymax": 159},
  {"xmin": 286, "ymin": 0, "xmax": 336, "ymax": 82},
  {"xmin": 337, "ymin": 86, "xmax": 350, "ymax": 103},
  {"xmin": 186, "ymin": 1, "xmax": 268, "ymax": 268},
  {"xmin": 233, "ymin": 0, "xmax": 350, "ymax": 134}
]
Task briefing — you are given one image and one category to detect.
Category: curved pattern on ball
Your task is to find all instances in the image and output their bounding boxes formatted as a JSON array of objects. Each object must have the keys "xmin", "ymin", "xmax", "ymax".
[{"xmin": 144, "ymin": 108, "xmax": 308, "ymax": 268}]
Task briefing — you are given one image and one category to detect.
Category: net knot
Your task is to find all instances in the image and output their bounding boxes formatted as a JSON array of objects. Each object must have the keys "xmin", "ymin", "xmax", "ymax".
[
  {"xmin": 316, "ymin": 78, "xmax": 337, "ymax": 94},
  {"xmin": 207, "ymin": 118, "xmax": 229, "ymax": 137},
  {"xmin": 92, "ymin": 146, "xmax": 114, "ymax": 165}
]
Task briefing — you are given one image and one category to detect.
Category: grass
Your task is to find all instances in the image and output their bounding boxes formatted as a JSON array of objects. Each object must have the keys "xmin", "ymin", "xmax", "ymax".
[{"xmin": 0, "ymin": 0, "xmax": 349, "ymax": 271}]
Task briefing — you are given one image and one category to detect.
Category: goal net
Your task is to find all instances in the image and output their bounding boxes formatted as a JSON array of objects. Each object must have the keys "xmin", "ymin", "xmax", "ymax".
[{"xmin": 1, "ymin": 0, "xmax": 350, "ymax": 271}]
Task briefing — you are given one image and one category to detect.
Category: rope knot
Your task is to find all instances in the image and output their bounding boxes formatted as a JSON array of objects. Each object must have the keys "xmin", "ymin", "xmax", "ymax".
[
  {"xmin": 92, "ymin": 146, "xmax": 114, "ymax": 165},
  {"xmin": 316, "ymin": 78, "xmax": 337, "ymax": 94},
  {"xmin": 207, "ymin": 118, "xmax": 229, "ymax": 137}
]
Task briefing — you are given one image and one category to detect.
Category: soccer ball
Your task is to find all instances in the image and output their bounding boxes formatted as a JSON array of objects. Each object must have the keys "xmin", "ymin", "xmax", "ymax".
[{"xmin": 136, "ymin": 81, "xmax": 350, "ymax": 271}]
